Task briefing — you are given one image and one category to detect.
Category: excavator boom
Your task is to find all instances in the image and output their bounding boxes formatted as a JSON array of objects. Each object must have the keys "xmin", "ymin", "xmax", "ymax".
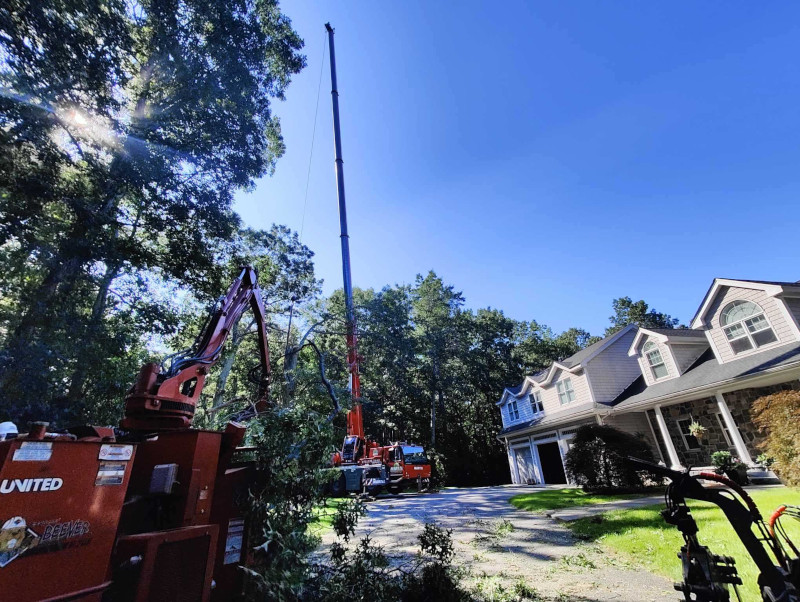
[{"xmin": 121, "ymin": 266, "xmax": 271, "ymax": 431}]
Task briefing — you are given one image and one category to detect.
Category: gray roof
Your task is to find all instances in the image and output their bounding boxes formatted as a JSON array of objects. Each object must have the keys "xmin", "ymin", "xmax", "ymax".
[
  {"xmin": 611, "ymin": 342, "xmax": 800, "ymax": 410},
  {"xmin": 644, "ymin": 328, "xmax": 707, "ymax": 339},
  {"xmin": 506, "ymin": 383, "xmax": 524, "ymax": 396},
  {"xmin": 559, "ymin": 330, "xmax": 620, "ymax": 368},
  {"xmin": 722, "ymin": 278, "xmax": 800, "ymax": 287}
]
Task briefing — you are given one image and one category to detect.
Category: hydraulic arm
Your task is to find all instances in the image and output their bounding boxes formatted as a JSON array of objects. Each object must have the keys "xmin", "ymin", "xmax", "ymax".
[
  {"xmin": 628, "ymin": 457, "xmax": 799, "ymax": 602},
  {"xmin": 121, "ymin": 266, "xmax": 271, "ymax": 431}
]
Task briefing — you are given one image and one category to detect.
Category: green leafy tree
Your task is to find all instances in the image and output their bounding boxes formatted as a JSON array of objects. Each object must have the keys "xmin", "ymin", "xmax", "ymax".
[
  {"xmin": 0, "ymin": 0, "xmax": 305, "ymax": 422},
  {"xmin": 605, "ymin": 296, "xmax": 681, "ymax": 336}
]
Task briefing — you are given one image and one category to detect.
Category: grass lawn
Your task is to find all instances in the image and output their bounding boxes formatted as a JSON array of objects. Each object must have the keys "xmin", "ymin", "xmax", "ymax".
[
  {"xmin": 568, "ymin": 487, "xmax": 800, "ymax": 601},
  {"xmin": 509, "ymin": 487, "xmax": 659, "ymax": 512},
  {"xmin": 308, "ymin": 497, "xmax": 350, "ymax": 536}
]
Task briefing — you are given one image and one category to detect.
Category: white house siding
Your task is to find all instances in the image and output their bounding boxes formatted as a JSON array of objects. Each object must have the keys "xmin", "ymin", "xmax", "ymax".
[
  {"xmin": 704, "ymin": 286, "xmax": 796, "ymax": 364},
  {"xmin": 670, "ymin": 342, "xmax": 708, "ymax": 374},
  {"xmin": 637, "ymin": 336, "xmax": 679, "ymax": 386},
  {"xmin": 539, "ymin": 369, "xmax": 592, "ymax": 414},
  {"xmin": 584, "ymin": 329, "xmax": 640, "ymax": 403},
  {"xmin": 499, "ymin": 391, "xmax": 537, "ymax": 429},
  {"xmin": 603, "ymin": 412, "xmax": 660, "ymax": 458}
]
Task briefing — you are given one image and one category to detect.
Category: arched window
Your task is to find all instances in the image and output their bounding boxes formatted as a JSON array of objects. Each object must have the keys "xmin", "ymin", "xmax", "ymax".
[
  {"xmin": 720, "ymin": 300, "xmax": 777, "ymax": 354},
  {"xmin": 643, "ymin": 340, "xmax": 668, "ymax": 380}
]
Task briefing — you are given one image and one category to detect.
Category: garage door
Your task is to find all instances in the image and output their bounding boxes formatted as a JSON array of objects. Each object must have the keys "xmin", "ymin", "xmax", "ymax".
[{"xmin": 515, "ymin": 446, "xmax": 536, "ymax": 484}]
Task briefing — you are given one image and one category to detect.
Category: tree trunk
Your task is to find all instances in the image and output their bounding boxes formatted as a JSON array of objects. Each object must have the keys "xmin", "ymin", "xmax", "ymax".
[{"xmin": 65, "ymin": 261, "xmax": 123, "ymax": 402}]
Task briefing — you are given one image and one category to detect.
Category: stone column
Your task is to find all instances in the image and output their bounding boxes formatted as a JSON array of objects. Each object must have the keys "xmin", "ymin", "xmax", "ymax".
[
  {"xmin": 715, "ymin": 392, "xmax": 753, "ymax": 466},
  {"xmin": 654, "ymin": 405, "xmax": 682, "ymax": 469}
]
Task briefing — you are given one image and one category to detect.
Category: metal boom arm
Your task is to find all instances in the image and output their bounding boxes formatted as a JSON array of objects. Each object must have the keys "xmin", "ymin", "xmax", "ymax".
[{"xmin": 121, "ymin": 267, "xmax": 271, "ymax": 431}]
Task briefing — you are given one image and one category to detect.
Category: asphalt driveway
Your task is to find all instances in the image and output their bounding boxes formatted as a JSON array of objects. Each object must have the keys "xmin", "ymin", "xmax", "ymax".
[{"xmin": 321, "ymin": 485, "xmax": 675, "ymax": 601}]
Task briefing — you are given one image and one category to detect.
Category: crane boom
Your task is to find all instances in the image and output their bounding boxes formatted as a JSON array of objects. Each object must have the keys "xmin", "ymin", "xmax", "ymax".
[{"xmin": 326, "ymin": 22, "xmax": 364, "ymax": 441}]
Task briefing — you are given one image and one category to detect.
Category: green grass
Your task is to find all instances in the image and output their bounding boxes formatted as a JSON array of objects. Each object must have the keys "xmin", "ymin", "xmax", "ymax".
[
  {"xmin": 308, "ymin": 497, "xmax": 349, "ymax": 535},
  {"xmin": 509, "ymin": 488, "xmax": 658, "ymax": 512},
  {"xmin": 567, "ymin": 487, "xmax": 800, "ymax": 602}
]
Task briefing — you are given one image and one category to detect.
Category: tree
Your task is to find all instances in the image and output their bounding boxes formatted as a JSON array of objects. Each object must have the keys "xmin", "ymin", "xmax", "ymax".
[
  {"xmin": 605, "ymin": 296, "xmax": 681, "ymax": 336},
  {"xmin": 752, "ymin": 390, "xmax": 800, "ymax": 486},
  {"xmin": 0, "ymin": 0, "xmax": 305, "ymax": 421}
]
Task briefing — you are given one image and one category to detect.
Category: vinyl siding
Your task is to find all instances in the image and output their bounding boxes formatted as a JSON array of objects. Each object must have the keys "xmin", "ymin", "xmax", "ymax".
[
  {"xmin": 603, "ymin": 411, "xmax": 660, "ymax": 455},
  {"xmin": 637, "ymin": 336, "xmax": 678, "ymax": 386},
  {"xmin": 539, "ymin": 370, "xmax": 591, "ymax": 413},
  {"xmin": 584, "ymin": 329, "xmax": 640, "ymax": 403},
  {"xmin": 500, "ymin": 392, "xmax": 536, "ymax": 428},
  {"xmin": 670, "ymin": 342, "xmax": 709, "ymax": 374},
  {"xmin": 704, "ymin": 286, "xmax": 796, "ymax": 363}
]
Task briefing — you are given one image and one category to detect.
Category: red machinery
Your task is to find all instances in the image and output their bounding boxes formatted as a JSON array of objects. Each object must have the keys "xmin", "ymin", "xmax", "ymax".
[
  {"xmin": 0, "ymin": 267, "xmax": 271, "ymax": 602},
  {"xmin": 324, "ymin": 23, "xmax": 431, "ymax": 496}
]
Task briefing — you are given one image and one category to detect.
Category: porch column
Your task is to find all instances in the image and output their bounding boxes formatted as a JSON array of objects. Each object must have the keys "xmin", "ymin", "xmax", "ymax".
[
  {"xmin": 653, "ymin": 405, "xmax": 682, "ymax": 469},
  {"xmin": 715, "ymin": 392, "xmax": 753, "ymax": 466}
]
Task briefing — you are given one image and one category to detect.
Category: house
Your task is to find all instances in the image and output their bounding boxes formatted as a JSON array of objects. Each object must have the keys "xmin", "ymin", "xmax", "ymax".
[{"xmin": 497, "ymin": 278, "xmax": 800, "ymax": 485}]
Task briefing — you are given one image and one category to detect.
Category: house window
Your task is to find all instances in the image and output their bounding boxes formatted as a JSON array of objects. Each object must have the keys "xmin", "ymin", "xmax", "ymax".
[
  {"xmin": 643, "ymin": 341, "xmax": 669, "ymax": 380},
  {"xmin": 556, "ymin": 378, "xmax": 576, "ymax": 405},
  {"xmin": 529, "ymin": 392, "xmax": 544, "ymax": 415},
  {"xmin": 715, "ymin": 412, "xmax": 734, "ymax": 447},
  {"xmin": 676, "ymin": 418, "xmax": 701, "ymax": 450},
  {"xmin": 507, "ymin": 399, "xmax": 520, "ymax": 421},
  {"xmin": 720, "ymin": 300, "xmax": 778, "ymax": 354}
]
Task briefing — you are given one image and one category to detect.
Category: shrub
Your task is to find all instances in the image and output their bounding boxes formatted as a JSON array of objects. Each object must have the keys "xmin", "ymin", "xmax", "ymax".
[
  {"xmin": 752, "ymin": 390, "xmax": 800, "ymax": 485},
  {"xmin": 756, "ymin": 453, "xmax": 775, "ymax": 469},
  {"xmin": 564, "ymin": 424, "xmax": 657, "ymax": 492}
]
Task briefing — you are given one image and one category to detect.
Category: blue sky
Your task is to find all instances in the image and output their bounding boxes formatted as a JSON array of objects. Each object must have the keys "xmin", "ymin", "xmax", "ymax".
[{"xmin": 235, "ymin": 2, "xmax": 800, "ymax": 335}]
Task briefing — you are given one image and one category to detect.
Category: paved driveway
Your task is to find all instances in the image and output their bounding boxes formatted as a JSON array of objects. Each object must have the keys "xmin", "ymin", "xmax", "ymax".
[{"xmin": 322, "ymin": 485, "xmax": 675, "ymax": 601}]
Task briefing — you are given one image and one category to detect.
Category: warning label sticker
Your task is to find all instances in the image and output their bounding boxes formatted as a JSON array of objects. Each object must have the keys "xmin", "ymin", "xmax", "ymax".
[
  {"xmin": 95, "ymin": 462, "xmax": 126, "ymax": 486},
  {"xmin": 12, "ymin": 442, "xmax": 52, "ymax": 462},
  {"xmin": 98, "ymin": 444, "xmax": 133, "ymax": 461},
  {"xmin": 223, "ymin": 518, "xmax": 245, "ymax": 565}
]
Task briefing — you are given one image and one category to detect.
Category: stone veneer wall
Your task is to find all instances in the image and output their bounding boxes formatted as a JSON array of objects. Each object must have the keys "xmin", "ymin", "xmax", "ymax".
[{"xmin": 645, "ymin": 380, "xmax": 800, "ymax": 466}]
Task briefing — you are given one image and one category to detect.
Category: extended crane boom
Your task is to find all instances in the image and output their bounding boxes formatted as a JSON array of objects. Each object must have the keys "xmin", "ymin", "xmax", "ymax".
[
  {"xmin": 326, "ymin": 22, "xmax": 364, "ymax": 445},
  {"xmin": 121, "ymin": 266, "xmax": 271, "ymax": 431}
]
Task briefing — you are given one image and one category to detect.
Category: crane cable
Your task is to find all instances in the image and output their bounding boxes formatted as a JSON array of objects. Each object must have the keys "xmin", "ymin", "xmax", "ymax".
[{"xmin": 285, "ymin": 32, "xmax": 328, "ymax": 359}]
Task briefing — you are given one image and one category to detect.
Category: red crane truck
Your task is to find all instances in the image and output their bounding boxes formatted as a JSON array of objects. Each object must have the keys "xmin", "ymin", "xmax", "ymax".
[{"xmin": 323, "ymin": 23, "xmax": 431, "ymax": 497}]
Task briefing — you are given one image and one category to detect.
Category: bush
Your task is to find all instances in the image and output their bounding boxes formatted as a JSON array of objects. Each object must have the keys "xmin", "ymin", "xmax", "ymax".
[
  {"xmin": 564, "ymin": 424, "xmax": 657, "ymax": 492},
  {"xmin": 752, "ymin": 390, "xmax": 800, "ymax": 485}
]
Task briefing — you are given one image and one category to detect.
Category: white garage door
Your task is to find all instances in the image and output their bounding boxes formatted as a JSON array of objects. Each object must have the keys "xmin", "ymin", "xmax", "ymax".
[{"xmin": 515, "ymin": 446, "xmax": 536, "ymax": 484}]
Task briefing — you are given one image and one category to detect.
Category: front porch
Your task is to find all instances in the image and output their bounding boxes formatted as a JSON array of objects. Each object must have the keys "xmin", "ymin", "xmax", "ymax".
[{"xmin": 639, "ymin": 381, "xmax": 799, "ymax": 483}]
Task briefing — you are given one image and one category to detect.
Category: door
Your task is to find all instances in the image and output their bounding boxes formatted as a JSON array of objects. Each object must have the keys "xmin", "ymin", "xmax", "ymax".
[
  {"xmin": 515, "ymin": 446, "xmax": 536, "ymax": 484},
  {"xmin": 536, "ymin": 441, "xmax": 567, "ymax": 484}
]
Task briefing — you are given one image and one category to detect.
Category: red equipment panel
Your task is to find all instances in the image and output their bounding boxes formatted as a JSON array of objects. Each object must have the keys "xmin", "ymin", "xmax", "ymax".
[
  {"xmin": 0, "ymin": 439, "xmax": 135, "ymax": 602},
  {"xmin": 118, "ymin": 430, "xmax": 221, "ymax": 535},
  {"xmin": 210, "ymin": 463, "xmax": 255, "ymax": 602},
  {"xmin": 109, "ymin": 525, "xmax": 218, "ymax": 602}
]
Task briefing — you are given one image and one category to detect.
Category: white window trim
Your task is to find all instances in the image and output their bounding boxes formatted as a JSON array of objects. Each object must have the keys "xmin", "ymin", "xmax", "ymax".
[
  {"xmin": 556, "ymin": 378, "xmax": 576, "ymax": 405},
  {"xmin": 643, "ymin": 341, "xmax": 669, "ymax": 381},
  {"xmin": 720, "ymin": 301, "xmax": 779, "ymax": 355},
  {"xmin": 676, "ymin": 418, "xmax": 701, "ymax": 451},
  {"xmin": 529, "ymin": 392, "xmax": 544, "ymax": 416},
  {"xmin": 507, "ymin": 399, "xmax": 520, "ymax": 422},
  {"xmin": 714, "ymin": 412, "xmax": 734, "ymax": 448}
]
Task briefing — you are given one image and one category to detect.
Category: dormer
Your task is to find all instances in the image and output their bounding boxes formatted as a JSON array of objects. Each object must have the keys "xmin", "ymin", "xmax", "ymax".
[
  {"xmin": 628, "ymin": 328, "xmax": 709, "ymax": 385},
  {"xmin": 690, "ymin": 279, "xmax": 800, "ymax": 363},
  {"xmin": 496, "ymin": 380, "xmax": 545, "ymax": 429}
]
